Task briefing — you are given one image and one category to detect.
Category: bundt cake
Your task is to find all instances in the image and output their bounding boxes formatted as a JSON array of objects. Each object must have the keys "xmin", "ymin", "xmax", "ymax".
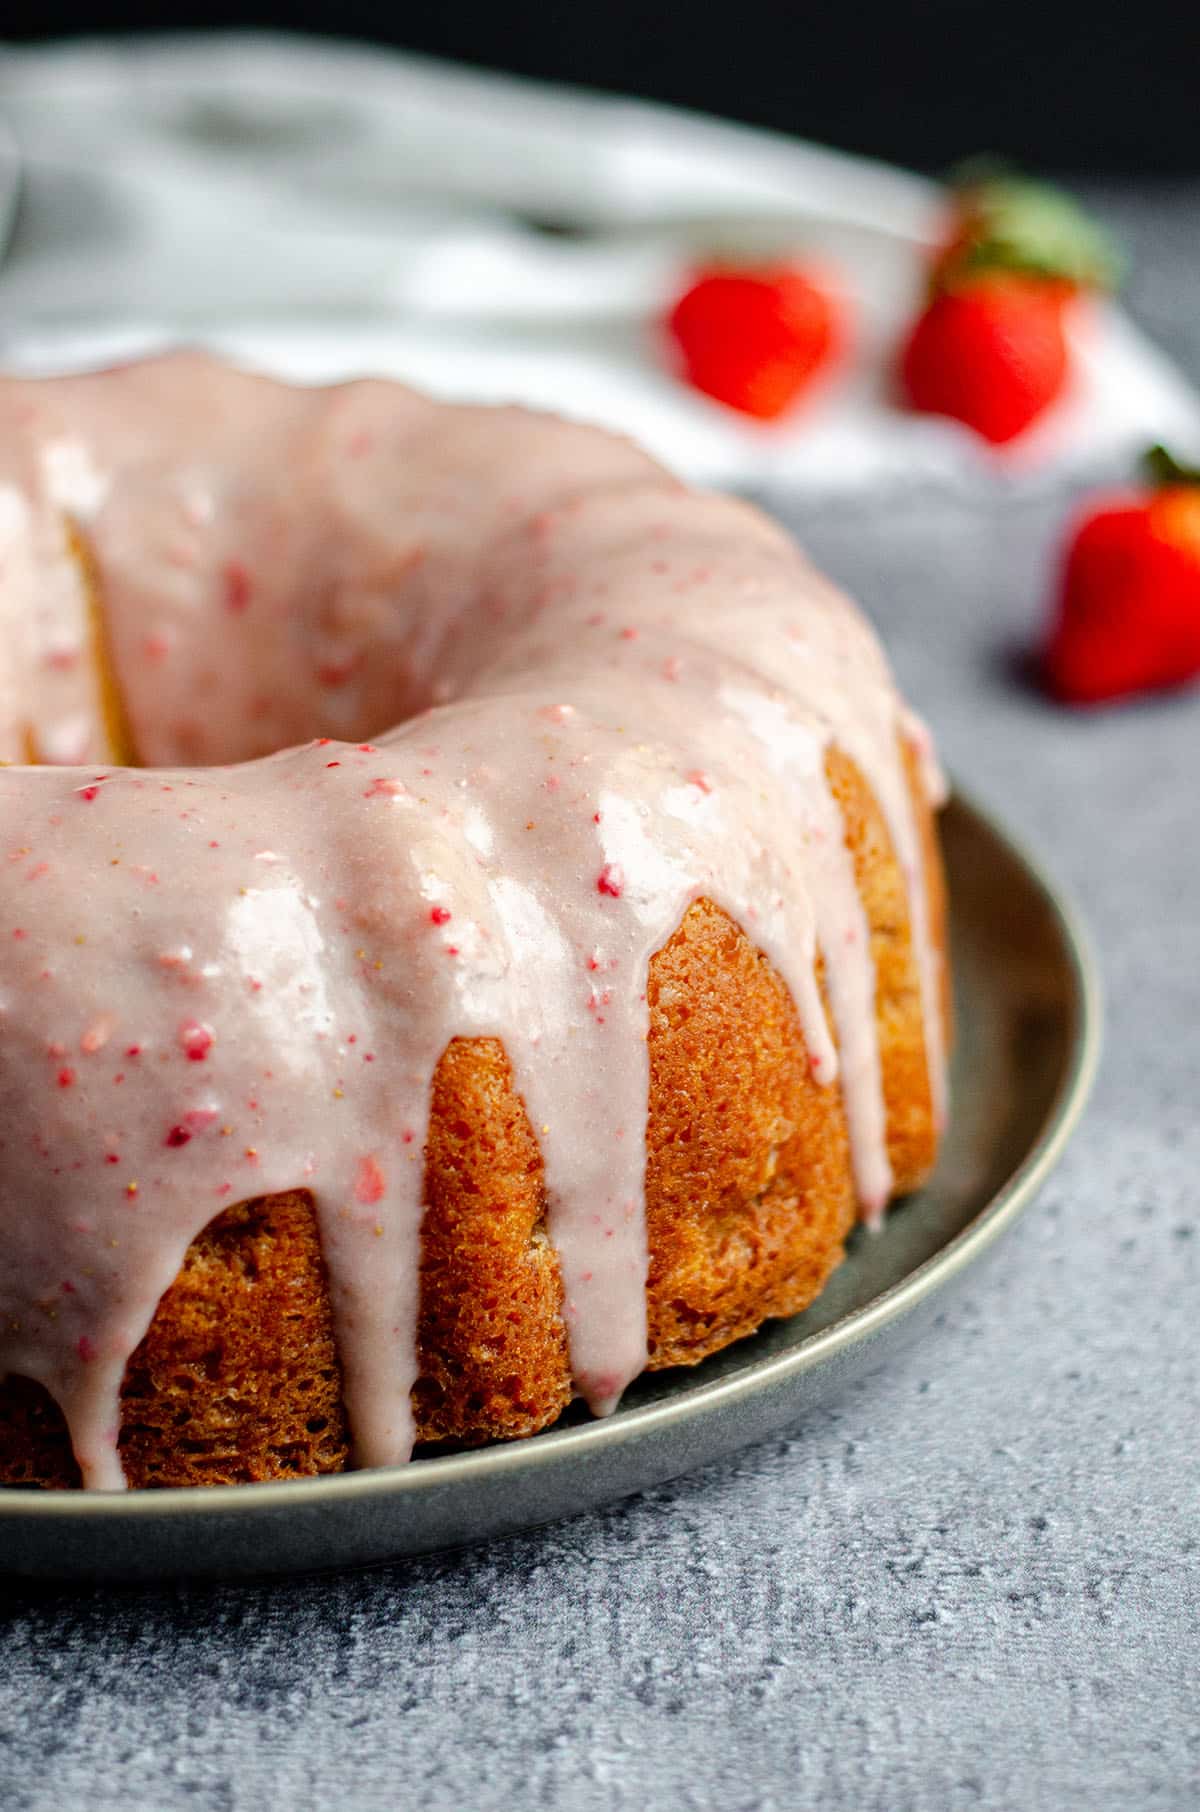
[{"xmin": 0, "ymin": 352, "xmax": 949, "ymax": 1491}]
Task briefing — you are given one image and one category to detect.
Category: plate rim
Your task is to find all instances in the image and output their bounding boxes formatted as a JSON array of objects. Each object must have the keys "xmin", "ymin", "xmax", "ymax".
[{"xmin": 0, "ymin": 786, "xmax": 1102, "ymax": 1532}]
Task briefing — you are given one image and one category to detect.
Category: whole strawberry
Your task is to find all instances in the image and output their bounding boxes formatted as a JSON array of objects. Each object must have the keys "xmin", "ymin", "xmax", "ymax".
[
  {"xmin": 666, "ymin": 262, "xmax": 847, "ymax": 421},
  {"xmin": 901, "ymin": 168, "xmax": 1119, "ymax": 445},
  {"xmin": 902, "ymin": 277, "xmax": 1071, "ymax": 446},
  {"xmin": 1043, "ymin": 447, "xmax": 1200, "ymax": 705}
]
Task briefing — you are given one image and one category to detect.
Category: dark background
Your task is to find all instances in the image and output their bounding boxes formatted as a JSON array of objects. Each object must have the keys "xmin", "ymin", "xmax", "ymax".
[{"xmin": 3, "ymin": 1, "xmax": 1195, "ymax": 176}]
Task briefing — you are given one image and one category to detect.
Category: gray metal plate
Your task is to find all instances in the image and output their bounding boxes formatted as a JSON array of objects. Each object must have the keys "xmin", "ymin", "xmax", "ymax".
[{"xmin": 0, "ymin": 792, "xmax": 1100, "ymax": 1581}]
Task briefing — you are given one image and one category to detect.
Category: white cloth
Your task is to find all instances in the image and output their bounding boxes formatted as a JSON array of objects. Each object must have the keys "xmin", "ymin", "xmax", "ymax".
[{"xmin": 1, "ymin": 31, "xmax": 1197, "ymax": 496}]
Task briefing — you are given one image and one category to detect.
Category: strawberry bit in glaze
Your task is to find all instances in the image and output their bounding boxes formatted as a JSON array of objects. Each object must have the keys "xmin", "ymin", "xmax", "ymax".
[
  {"xmin": 164, "ymin": 1124, "xmax": 193, "ymax": 1149},
  {"xmin": 429, "ymin": 905, "xmax": 452, "ymax": 925},
  {"xmin": 587, "ymin": 984, "xmax": 614, "ymax": 1022},
  {"xmin": 181, "ymin": 1107, "xmax": 219, "ymax": 1135},
  {"xmin": 179, "ymin": 1020, "xmax": 214, "ymax": 1062},
  {"xmin": 596, "ymin": 863, "xmax": 624, "ymax": 898},
  {"xmin": 354, "ymin": 1155, "xmax": 387, "ymax": 1205},
  {"xmin": 57, "ymin": 1066, "xmax": 76, "ymax": 1088},
  {"xmin": 77, "ymin": 1335, "xmax": 97, "ymax": 1363},
  {"xmin": 80, "ymin": 1016, "xmax": 114, "ymax": 1054},
  {"xmin": 223, "ymin": 560, "xmax": 253, "ymax": 614}
]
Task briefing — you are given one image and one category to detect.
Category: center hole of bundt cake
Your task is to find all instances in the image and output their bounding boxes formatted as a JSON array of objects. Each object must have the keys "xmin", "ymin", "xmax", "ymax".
[{"xmin": 59, "ymin": 519, "xmax": 427, "ymax": 770}]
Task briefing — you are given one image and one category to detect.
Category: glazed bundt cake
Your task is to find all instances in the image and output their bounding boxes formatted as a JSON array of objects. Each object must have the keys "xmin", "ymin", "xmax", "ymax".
[{"xmin": 0, "ymin": 353, "xmax": 948, "ymax": 1490}]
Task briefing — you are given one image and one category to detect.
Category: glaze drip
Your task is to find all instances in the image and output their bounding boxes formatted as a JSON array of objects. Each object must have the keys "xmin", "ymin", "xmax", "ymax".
[{"xmin": 0, "ymin": 354, "xmax": 946, "ymax": 1487}]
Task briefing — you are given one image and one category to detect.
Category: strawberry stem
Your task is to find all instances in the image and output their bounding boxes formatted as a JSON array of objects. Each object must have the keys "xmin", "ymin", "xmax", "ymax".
[
  {"xmin": 1144, "ymin": 444, "xmax": 1200, "ymax": 489},
  {"xmin": 939, "ymin": 166, "xmax": 1122, "ymax": 293}
]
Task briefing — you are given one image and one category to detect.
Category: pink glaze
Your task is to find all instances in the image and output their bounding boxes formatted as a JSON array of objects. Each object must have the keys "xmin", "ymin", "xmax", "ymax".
[{"xmin": 0, "ymin": 353, "xmax": 947, "ymax": 1488}]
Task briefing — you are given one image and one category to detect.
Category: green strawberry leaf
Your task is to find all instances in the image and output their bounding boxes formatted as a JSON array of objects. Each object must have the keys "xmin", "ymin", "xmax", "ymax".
[
  {"xmin": 1144, "ymin": 444, "xmax": 1200, "ymax": 489},
  {"xmin": 944, "ymin": 165, "xmax": 1123, "ymax": 292}
]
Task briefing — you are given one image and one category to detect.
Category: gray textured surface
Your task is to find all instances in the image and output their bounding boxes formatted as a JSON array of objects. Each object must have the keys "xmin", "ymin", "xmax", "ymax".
[{"xmin": 2, "ymin": 182, "xmax": 1199, "ymax": 1812}]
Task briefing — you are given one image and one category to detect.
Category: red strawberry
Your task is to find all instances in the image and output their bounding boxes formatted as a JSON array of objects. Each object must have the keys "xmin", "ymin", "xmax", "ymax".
[
  {"xmin": 900, "ymin": 276, "xmax": 1070, "ymax": 445},
  {"xmin": 666, "ymin": 263, "xmax": 846, "ymax": 421},
  {"xmin": 1042, "ymin": 449, "xmax": 1200, "ymax": 704},
  {"xmin": 902, "ymin": 168, "xmax": 1119, "ymax": 445}
]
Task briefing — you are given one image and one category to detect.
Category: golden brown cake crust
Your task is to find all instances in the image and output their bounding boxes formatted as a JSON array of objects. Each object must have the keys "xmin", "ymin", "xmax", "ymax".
[
  {"xmin": 115, "ymin": 1194, "xmax": 350, "ymax": 1487},
  {"xmin": 0, "ymin": 746, "xmax": 947, "ymax": 1488},
  {"xmin": 413, "ymin": 1036, "xmax": 572, "ymax": 1447}
]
